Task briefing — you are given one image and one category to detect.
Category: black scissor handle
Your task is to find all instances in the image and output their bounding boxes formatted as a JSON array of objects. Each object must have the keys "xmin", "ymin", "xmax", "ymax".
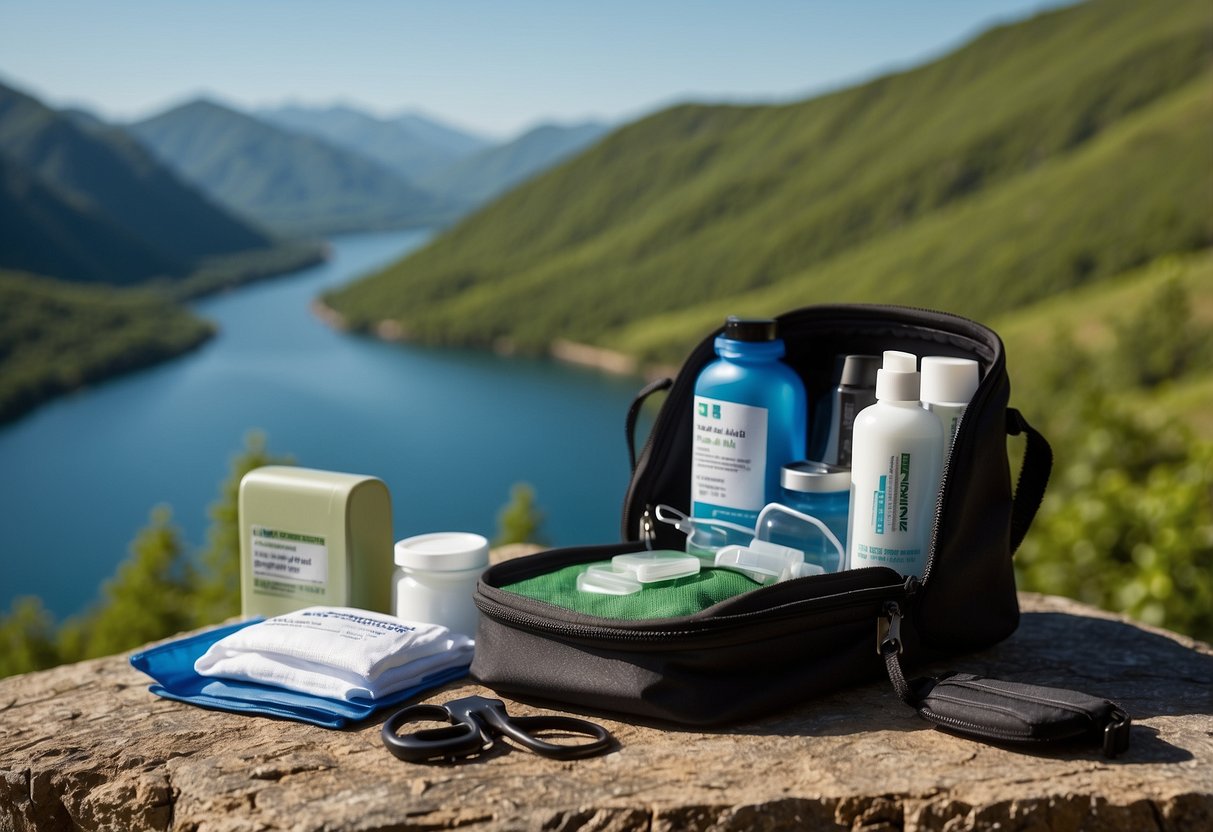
[
  {"xmin": 381, "ymin": 702, "xmax": 486, "ymax": 762},
  {"xmin": 481, "ymin": 710, "xmax": 613, "ymax": 760},
  {"xmin": 382, "ymin": 695, "xmax": 614, "ymax": 763}
]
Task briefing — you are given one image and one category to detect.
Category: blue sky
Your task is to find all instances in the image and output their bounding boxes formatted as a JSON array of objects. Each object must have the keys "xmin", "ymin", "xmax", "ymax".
[{"xmin": 0, "ymin": 0, "xmax": 1074, "ymax": 139}]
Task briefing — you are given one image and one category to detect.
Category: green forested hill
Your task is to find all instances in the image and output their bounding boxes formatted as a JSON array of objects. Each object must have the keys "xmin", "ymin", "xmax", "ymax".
[
  {"xmin": 0, "ymin": 154, "xmax": 185, "ymax": 284},
  {"xmin": 0, "ymin": 271, "xmax": 214, "ymax": 423},
  {"xmin": 324, "ymin": 0, "xmax": 1212, "ymax": 364}
]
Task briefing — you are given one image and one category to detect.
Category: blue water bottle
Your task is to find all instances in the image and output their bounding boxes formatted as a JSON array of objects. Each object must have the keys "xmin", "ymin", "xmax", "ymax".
[{"xmin": 690, "ymin": 317, "xmax": 807, "ymax": 528}]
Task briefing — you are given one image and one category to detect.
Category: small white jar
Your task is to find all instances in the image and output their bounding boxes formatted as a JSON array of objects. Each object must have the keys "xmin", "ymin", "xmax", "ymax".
[{"xmin": 393, "ymin": 532, "xmax": 489, "ymax": 638}]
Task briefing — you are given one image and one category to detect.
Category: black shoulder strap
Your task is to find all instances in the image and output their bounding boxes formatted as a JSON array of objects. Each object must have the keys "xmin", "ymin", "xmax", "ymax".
[
  {"xmin": 626, "ymin": 377, "xmax": 673, "ymax": 471},
  {"xmin": 1006, "ymin": 407, "xmax": 1052, "ymax": 554}
]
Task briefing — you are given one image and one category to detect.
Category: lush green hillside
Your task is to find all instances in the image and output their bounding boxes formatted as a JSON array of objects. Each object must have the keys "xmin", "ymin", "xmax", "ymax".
[
  {"xmin": 419, "ymin": 121, "xmax": 609, "ymax": 209},
  {"xmin": 0, "ymin": 154, "xmax": 185, "ymax": 284},
  {"xmin": 996, "ymin": 250, "xmax": 1213, "ymax": 438},
  {"xmin": 324, "ymin": 0, "xmax": 1212, "ymax": 365},
  {"xmin": 0, "ymin": 270, "xmax": 214, "ymax": 423},
  {"xmin": 258, "ymin": 104, "xmax": 491, "ymax": 183},
  {"xmin": 129, "ymin": 100, "xmax": 455, "ymax": 237},
  {"xmin": 0, "ymin": 82, "xmax": 273, "ymax": 269}
]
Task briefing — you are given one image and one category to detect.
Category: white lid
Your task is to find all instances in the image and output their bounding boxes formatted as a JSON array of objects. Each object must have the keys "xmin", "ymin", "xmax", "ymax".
[
  {"xmin": 394, "ymin": 532, "xmax": 489, "ymax": 571},
  {"xmin": 612, "ymin": 550, "xmax": 701, "ymax": 582},
  {"xmin": 883, "ymin": 350, "xmax": 918, "ymax": 372},
  {"xmin": 875, "ymin": 368, "xmax": 920, "ymax": 402},
  {"xmin": 920, "ymin": 356, "xmax": 980, "ymax": 405},
  {"xmin": 577, "ymin": 564, "xmax": 642, "ymax": 595}
]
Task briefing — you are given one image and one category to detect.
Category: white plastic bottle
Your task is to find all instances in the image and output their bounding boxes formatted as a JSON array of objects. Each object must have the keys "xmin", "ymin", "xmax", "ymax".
[
  {"xmin": 920, "ymin": 356, "xmax": 980, "ymax": 464},
  {"xmin": 847, "ymin": 363, "xmax": 944, "ymax": 578}
]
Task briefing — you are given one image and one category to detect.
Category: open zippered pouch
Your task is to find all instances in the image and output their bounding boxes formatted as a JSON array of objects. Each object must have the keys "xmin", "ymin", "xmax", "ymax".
[{"xmin": 469, "ymin": 305, "xmax": 1131, "ymax": 757}]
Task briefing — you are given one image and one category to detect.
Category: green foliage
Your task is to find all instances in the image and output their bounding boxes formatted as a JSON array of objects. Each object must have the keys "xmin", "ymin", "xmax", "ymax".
[
  {"xmin": 168, "ymin": 241, "xmax": 326, "ymax": 300},
  {"xmin": 0, "ymin": 270, "xmax": 214, "ymax": 424},
  {"xmin": 495, "ymin": 482, "xmax": 547, "ymax": 546},
  {"xmin": 0, "ymin": 597, "xmax": 59, "ymax": 678},
  {"xmin": 59, "ymin": 506, "xmax": 198, "ymax": 661},
  {"xmin": 0, "ymin": 435, "xmax": 291, "ymax": 678},
  {"xmin": 1014, "ymin": 277, "xmax": 1213, "ymax": 642},
  {"xmin": 1110, "ymin": 273, "xmax": 1213, "ymax": 390},
  {"xmin": 324, "ymin": 0, "xmax": 1212, "ymax": 363},
  {"xmin": 1018, "ymin": 400, "xmax": 1213, "ymax": 642},
  {"xmin": 191, "ymin": 433, "xmax": 291, "ymax": 623}
]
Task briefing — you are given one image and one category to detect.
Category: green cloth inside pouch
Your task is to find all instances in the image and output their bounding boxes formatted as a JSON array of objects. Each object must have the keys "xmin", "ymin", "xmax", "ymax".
[{"xmin": 502, "ymin": 561, "xmax": 761, "ymax": 619}]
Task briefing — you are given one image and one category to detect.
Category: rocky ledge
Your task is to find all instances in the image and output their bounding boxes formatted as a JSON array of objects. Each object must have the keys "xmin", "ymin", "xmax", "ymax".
[{"xmin": 1, "ymin": 593, "xmax": 1210, "ymax": 832}]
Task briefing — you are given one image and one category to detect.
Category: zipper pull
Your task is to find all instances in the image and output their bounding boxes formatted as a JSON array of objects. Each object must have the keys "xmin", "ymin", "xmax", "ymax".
[
  {"xmin": 639, "ymin": 506, "xmax": 656, "ymax": 551},
  {"xmin": 877, "ymin": 600, "xmax": 904, "ymax": 656}
]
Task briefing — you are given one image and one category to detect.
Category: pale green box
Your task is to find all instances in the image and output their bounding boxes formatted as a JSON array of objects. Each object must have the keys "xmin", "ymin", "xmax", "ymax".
[{"xmin": 239, "ymin": 466, "xmax": 393, "ymax": 618}]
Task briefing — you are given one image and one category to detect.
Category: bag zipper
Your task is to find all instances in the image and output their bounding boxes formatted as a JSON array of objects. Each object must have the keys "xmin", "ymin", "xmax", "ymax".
[{"xmin": 476, "ymin": 578, "xmax": 909, "ymax": 646}]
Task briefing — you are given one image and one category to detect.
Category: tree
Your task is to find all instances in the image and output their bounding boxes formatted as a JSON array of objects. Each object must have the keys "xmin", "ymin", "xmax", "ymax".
[
  {"xmin": 0, "ymin": 433, "xmax": 291, "ymax": 678},
  {"xmin": 0, "ymin": 597, "xmax": 59, "ymax": 677},
  {"xmin": 1017, "ymin": 408, "xmax": 1213, "ymax": 641},
  {"xmin": 1015, "ymin": 274, "xmax": 1213, "ymax": 642},
  {"xmin": 190, "ymin": 432, "xmax": 289, "ymax": 625},
  {"xmin": 495, "ymin": 482, "xmax": 546, "ymax": 546},
  {"xmin": 1111, "ymin": 269, "xmax": 1212, "ymax": 389},
  {"xmin": 58, "ymin": 505, "xmax": 196, "ymax": 660}
]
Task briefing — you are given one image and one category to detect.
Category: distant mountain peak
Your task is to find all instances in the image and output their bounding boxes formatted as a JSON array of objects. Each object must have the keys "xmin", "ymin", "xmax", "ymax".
[
  {"xmin": 255, "ymin": 102, "xmax": 492, "ymax": 182},
  {"xmin": 130, "ymin": 97, "xmax": 456, "ymax": 237}
]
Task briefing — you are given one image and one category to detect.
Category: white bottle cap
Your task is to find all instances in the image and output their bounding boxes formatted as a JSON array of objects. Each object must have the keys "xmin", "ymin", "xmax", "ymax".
[
  {"xmin": 883, "ymin": 350, "xmax": 917, "ymax": 373},
  {"xmin": 920, "ymin": 356, "xmax": 980, "ymax": 405},
  {"xmin": 395, "ymin": 532, "xmax": 489, "ymax": 572},
  {"xmin": 875, "ymin": 368, "xmax": 920, "ymax": 402}
]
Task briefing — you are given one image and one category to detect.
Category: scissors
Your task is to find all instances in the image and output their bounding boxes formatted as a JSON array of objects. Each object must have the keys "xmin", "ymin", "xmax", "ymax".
[{"xmin": 381, "ymin": 695, "xmax": 614, "ymax": 763}]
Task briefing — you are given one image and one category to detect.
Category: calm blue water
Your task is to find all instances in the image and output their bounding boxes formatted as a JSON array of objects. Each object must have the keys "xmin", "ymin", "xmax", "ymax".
[{"xmin": 0, "ymin": 230, "xmax": 649, "ymax": 619}]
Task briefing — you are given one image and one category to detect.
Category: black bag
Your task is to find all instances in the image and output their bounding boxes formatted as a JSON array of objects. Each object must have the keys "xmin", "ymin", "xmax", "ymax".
[{"xmin": 470, "ymin": 305, "xmax": 1130, "ymax": 756}]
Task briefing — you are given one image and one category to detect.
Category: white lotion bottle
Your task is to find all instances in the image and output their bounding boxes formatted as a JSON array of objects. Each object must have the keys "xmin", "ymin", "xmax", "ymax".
[
  {"xmin": 847, "ymin": 365, "xmax": 944, "ymax": 578},
  {"xmin": 920, "ymin": 356, "xmax": 980, "ymax": 465}
]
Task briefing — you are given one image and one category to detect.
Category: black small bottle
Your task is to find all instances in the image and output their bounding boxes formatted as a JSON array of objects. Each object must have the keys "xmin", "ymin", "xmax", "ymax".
[{"xmin": 809, "ymin": 354, "xmax": 881, "ymax": 467}]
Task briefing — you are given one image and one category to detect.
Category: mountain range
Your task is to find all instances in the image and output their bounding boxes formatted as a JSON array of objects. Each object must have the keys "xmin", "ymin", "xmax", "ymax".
[
  {"xmin": 126, "ymin": 100, "xmax": 609, "ymax": 237},
  {"xmin": 419, "ymin": 121, "xmax": 609, "ymax": 208},
  {"xmin": 322, "ymin": 0, "xmax": 1212, "ymax": 369},
  {"xmin": 0, "ymin": 81, "xmax": 280, "ymax": 285},
  {"xmin": 257, "ymin": 103, "xmax": 492, "ymax": 183},
  {"xmin": 128, "ymin": 99, "xmax": 455, "ymax": 238}
]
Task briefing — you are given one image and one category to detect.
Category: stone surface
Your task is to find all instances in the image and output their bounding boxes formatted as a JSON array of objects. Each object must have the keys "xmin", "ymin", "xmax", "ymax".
[{"xmin": 1, "ymin": 593, "xmax": 1211, "ymax": 832}]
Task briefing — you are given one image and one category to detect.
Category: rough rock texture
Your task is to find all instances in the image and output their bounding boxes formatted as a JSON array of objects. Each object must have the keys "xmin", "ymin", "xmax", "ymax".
[{"xmin": 2, "ymin": 593, "xmax": 1210, "ymax": 832}]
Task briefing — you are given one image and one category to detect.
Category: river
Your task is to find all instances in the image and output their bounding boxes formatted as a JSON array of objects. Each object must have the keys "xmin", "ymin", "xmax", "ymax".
[{"xmin": 0, "ymin": 230, "xmax": 651, "ymax": 619}]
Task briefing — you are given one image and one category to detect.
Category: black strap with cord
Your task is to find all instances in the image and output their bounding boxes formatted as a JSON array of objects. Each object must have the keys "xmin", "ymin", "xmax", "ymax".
[
  {"xmin": 1006, "ymin": 407, "xmax": 1053, "ymax": 554},
  {"xmin": 626, "ymin": 377, "xmax": 673, "ymax": 471}
]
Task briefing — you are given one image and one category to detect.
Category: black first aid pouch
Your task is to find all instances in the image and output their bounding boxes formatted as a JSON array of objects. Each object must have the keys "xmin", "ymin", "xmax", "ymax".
[{"xmin": 470, "ymin": 305, "xmax": 1130, "ymax": 756}]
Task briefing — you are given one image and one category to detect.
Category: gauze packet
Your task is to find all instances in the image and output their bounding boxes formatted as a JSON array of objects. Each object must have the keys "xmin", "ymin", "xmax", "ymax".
[{"xmin": 194, "ymin": 606, "xmax": 473, "ymax": 701}]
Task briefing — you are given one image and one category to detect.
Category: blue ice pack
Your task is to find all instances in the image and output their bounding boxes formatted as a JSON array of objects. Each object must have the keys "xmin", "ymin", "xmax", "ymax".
[{"xmin": 129, "ymin": 620, "xmax": 469, "ymax": 729}]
